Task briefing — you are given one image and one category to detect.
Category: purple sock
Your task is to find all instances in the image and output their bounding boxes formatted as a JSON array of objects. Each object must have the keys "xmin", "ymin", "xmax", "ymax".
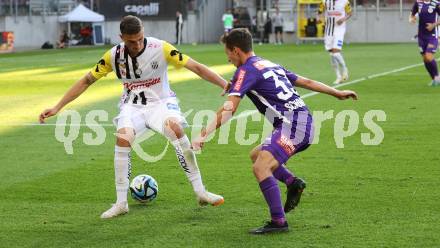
[
  {"xmin": 424, "ymin": 60, "xmax": 439, "ymax": 79},
  {"xmin": 259, "ymin": 176, "xmax": 285, "ymax": 224},
  {"xmin": 273, "ymin": 165, "xmax": 296, "ymax": 186}
]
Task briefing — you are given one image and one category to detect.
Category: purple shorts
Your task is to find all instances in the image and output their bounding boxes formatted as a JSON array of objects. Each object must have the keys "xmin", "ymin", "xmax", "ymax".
[
  {"xmin": 261, "ymin": 111, "xmax": 314, "ymax": 165},
  {"xmin": 418, "ymin": 36, "xmax": 438, "ymax": 54}
]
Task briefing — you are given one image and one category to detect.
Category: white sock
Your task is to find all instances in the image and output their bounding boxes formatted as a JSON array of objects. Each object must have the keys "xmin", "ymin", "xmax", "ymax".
[
  {"xmin": 172, "ymin": 135, "xmax": 205, "ymax": 195},
  {"xmin": 330, "ymin": 53, "xmax": 341, "ymax": 79},
  {"xmin": 114, "ymin": 145, "xmax": 131, "ymax": 203},
  {"xmin": 333, "ymin": 52, "xmax": 347, "ymax": 73}
]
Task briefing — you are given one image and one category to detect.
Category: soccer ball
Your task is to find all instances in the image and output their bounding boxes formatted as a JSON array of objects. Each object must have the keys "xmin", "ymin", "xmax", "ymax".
[{"xmin": 129, "ymin": 174, "xmax": 158, "ymax": 203}]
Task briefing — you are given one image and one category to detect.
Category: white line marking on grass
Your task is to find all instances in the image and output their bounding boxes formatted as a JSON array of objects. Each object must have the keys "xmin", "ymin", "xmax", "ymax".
[
  {"xmin": 0, "ymin": 61, "xmax": 427, "ymax": 128},
  {"xmin": 232, "ymin": 61, "xmax": 425, "ymax": 121}
]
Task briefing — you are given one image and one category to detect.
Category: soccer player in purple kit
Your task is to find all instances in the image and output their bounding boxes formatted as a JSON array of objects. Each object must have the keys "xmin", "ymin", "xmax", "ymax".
[
  {"xmin": 192, "ymin": 28, "xmax": 358, "ymax": 234},
  {"xmin": 410, "ymin": 0, "xmax": 440, "ymax": 86}
]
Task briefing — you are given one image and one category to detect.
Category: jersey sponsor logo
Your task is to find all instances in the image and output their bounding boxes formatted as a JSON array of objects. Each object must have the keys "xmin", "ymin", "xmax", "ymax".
[
  {"xmin": 123, "ymin": 77, "xmax": 161, "ymax": 91},
  {"xmin": 175, "ymin": 147, "xmax": 190, "ymax": 173},
  {"xmin": 327, "ymin": 11, "xmax": 343, "ymax": 16},
  {"xmin": 170, "ymin": 49, "xmax": 184, "ymax": 61},
  {"xmin": 147, "ymin": 43, "xmax": 160, "ymax": 48},
  {"xmin": 277, "ymin": 135, "xmax": 296, "ymax": 156},
  {"xmin": 234, "ymin": 69, "xmax": 246, "ymax": 91},
  {"xmin": 95, "ymin": 59, "xmax": 105, "ymax": 72},
  {"xmin": 166, "ymin": 103, "xmax": 179, "ymax": 111}
]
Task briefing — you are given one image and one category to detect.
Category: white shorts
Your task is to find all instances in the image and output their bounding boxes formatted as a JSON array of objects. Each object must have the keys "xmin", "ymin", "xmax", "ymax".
[
  {"xmin": 324, "ymin": 27, "xmax": 346, "ymax": 51},
  {"xmin": 113, "ymin": 97, "xmax": 188, "ymax": 136}
]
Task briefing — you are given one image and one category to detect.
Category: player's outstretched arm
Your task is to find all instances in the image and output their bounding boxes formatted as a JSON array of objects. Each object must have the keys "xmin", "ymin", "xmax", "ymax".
[
  {"xmin": 295, "ymin": 76, "xmax": 358, "ymax": 100},
  {"xmin": 39, "ymin": 72, "xmax": 97, "ymax": 123},
  {"xmin": 185, "ymin": 58, "xmax": 230, "ymax": 95},
  {"xmin": 192, "ymin": 95, "xmax": 241, "ymax": 150}
]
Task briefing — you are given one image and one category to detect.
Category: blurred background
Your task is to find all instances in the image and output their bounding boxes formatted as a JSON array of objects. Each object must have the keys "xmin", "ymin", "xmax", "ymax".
[{"xmin": 0, "ymin": 0, "xmax": 417, "ymax": 51}]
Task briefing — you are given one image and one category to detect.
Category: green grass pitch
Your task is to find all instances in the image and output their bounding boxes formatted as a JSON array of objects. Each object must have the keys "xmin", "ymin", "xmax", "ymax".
[{"xmin": 0, "ymin": 43, "xmax": 439, "ymax": 247}]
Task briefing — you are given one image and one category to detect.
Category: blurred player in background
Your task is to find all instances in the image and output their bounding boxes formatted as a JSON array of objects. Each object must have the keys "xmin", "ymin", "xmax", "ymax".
[
  {"xmin": 272, "ymin": 8, "xmax": 284, "ymax": 44},
  {"xmin": 192, "ymin": 28, "xmax": 358, "ymax": 234},
  {"xmin": 222, "ymin": 9, "xmax": 234, "ymax": 35},
  {"xmin": 409, "ymin": 0, "xmax": 440, "ymax": 86},
  {"xmin": 39, "ymin": 15, "xmax": 228, "ymax": 219},
  {"xmin": 176, "ymin": 11, "xmax": 183, "ymax": 45},
  {"xmin": 319, "ymin": 0, "xmax": 352, "ymax": 84}
]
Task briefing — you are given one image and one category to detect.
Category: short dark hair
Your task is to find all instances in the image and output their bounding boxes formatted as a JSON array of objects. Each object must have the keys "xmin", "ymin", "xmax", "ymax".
[
  {"xmin": 120, "ymin": 15, "xmax": 143, "ymax": 35},
  {"xmin": 221, "ymin": 28, "xmax": 253, "ymax": 53}
]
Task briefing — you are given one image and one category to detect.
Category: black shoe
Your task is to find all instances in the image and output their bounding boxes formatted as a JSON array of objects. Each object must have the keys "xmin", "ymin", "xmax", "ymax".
[
  {"xmin": 249, "ymin": 221, "xmax": 289, "ymax": 235},
  {"xmin": 284, "ymin": 178, "xmax": 306, "ymax": 213}
]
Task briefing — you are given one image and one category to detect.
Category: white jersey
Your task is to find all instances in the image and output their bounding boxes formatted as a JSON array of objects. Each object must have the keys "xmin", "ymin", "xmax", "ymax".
[
  {"xmin": 91, "ymin": 37, "xmax": 189, "ymax": 106},
  {"xmin": 320, "ymin": 0, "xmax": 352, "ymax": 37}
]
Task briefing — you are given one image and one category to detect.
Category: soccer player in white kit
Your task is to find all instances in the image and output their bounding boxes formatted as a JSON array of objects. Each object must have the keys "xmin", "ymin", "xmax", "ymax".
[
  {"xmin": 319, "ymin": 0, "xmax": 352, "ymax": 84},
  {"xmin": 39, "ymin": 16, "xmax": 228, "ymax": 218}
]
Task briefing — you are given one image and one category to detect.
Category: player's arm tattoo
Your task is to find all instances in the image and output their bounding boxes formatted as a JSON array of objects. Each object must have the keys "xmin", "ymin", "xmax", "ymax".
[{"xmin": 84, "ymin": 72, "xmax": 98, "ymax": 86}]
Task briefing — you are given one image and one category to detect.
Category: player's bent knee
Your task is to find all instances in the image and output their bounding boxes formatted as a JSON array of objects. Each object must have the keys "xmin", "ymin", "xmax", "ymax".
[
  {"xmin": 249, "ymin": 151, "xmax": 257, "ymax": 163},
  {"xmin": 164, "ymin": 118, "xmax": 184, "ymax": 140},
  {"xmin": 249, "ymin": 145, "xmax": 261, "ymax": 163},
  {"xmin": 252, "ymin": 160, "xmax": 274, "ymax": 180},
  {"xmin": 256, "ymin": 151, "xmax": 279, "ymax": 170},
  {"xmin": 423, "ymin": 53, "xmax": 434, "ymax": 62},
  {"xmin": 116, "ymin": 128, "xmax": 135, "ymax": 147},
  {"xmin": 252, "ymin": 162, "xmax": 265, "ymax": 174}
]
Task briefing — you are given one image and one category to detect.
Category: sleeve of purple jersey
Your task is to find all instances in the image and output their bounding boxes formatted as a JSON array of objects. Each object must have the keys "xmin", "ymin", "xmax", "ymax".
[
  {"xmin": 283, "ymin": 68, "xmax": 298, "ymax": 85},
  {"xmin": 411, "ymin": 2, "xmax": 418, "ymax": 16},
  {"xmin": 436, "ymin": 3, "xmax": 440, "ymax": 15},
  {"xmin": 228, "ymin": 68, "xmax": 258, "ymax": 98}
]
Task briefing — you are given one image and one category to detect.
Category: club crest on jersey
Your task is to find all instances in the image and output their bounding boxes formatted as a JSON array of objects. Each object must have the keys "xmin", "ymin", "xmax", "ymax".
[
  {"xmin": 428, "ymin": 7, "xmax": 434, "ymax": 13},
  {"xmin": 253, "ymin": 61, "xmax": 266, "ymax": 70},
  {"xmin": 151, "ymin": 61, "xmax": 159, "ymax": 69}
]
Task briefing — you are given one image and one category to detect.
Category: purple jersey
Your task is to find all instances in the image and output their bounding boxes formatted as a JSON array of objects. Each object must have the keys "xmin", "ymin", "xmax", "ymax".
[
  {"xmin": 228, "ymin": 56, "xmax": 309, "ymax": 127},
  {"xmin": 412, "ymin": 0, "xmax": 440, "ymax": 38}
]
